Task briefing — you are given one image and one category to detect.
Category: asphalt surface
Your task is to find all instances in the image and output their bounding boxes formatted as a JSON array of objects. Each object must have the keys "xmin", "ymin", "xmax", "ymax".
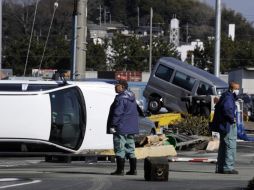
[{"xmin": 0, "ymin": 122, "xmax": 253, "ymax": 190}]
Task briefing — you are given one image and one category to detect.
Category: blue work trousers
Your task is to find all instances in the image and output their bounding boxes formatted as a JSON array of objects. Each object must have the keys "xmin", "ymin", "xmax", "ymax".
[
  {"xmin": 217, "ymin": 123, "xmax": 237, "ymax": 172},
  {"xmin": 113, "ymin": 134, "xmax": 136, "ymax": 159}
]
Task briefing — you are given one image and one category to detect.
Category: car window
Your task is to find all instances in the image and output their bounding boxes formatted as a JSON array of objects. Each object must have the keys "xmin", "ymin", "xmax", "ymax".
[
  {"xmin": 197, "ymin": 82, "xmax": 214, "ymax": 95},
  {"xmin": 49, "ymin": 87, "xmax": 86, "ymax": 150},
  {"xmin": 172, "ymin": 71, "xmax": 195, "ymax": 91},
  {"xmin": 155, "ymin": 64, "xmax": 174, "ymax": 82},
  {"xmin": 216, "ymin": 88, "xmax": 228, "ymax": 95}
]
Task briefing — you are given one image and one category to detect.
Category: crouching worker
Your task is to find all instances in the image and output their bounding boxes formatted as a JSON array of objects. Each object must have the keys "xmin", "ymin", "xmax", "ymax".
[{"xmin": 107, "ymin": 80, "xmax": 139, "ymax": 176}]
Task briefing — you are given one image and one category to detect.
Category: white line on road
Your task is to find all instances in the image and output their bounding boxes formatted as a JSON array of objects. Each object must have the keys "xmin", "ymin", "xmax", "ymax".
[
  {"xmin": 0, "ymin": 179, "xmax": 41, "ymax": 189},
  {"xmin": 0, "ymin": 179, "xmax": 19, "ymax": 182}
]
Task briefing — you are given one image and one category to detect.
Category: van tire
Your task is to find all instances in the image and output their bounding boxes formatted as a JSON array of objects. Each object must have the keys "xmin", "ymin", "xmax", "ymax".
[{"xmin": 148, "ymin": 98, "xmax": 161, "ymax": 114}]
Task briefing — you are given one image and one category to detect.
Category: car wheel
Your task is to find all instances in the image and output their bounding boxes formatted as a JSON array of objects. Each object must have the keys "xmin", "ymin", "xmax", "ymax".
[{"xmin": 148, "ymin": 97, "xmax": 161, "ymax": 114}]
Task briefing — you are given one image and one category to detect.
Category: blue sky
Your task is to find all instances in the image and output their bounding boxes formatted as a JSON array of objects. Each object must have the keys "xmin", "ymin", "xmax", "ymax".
[{"xmin": 201, "ymin": 0, "xmax": 254, "ymax": 24}]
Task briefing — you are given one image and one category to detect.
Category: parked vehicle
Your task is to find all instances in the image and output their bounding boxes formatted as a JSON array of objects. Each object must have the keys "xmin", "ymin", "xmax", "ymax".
[
  {"xmin": 143, "ymin": 57, "xmax": 228, "ymax": 115},
  {"xmin": 0, "ymin": 80, "xmax": 155, "ymax": 153},
  {"xmin": 237, "ymin": 93, "xmax": 254, "ymax": 121}
]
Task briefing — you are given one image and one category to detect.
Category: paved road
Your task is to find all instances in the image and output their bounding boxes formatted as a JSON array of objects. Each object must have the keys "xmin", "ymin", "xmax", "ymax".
[{"xmin": 0, "ymin": 141, "xmax": 253, "ymax": 190}]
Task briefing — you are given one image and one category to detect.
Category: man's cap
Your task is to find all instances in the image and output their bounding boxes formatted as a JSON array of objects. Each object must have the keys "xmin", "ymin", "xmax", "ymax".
[{"xmin": 116, "ymin": 79, "xmax": 128, "ymax": 89}]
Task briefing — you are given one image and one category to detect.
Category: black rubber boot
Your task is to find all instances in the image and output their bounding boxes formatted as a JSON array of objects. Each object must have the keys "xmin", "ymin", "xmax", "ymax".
[
  {"xmin": 126, "ymin": 158, "xmax": 137, "ymax": 175},
  {"xmin": 111, "ymin": 157, "xmax": 125, "ymax": 175}
]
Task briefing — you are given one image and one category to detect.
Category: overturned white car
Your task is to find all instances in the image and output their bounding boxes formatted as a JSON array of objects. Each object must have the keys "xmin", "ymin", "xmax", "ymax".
[{"xmin": 0, "ymin": 80, "xmax": 155, "ymax": 154}]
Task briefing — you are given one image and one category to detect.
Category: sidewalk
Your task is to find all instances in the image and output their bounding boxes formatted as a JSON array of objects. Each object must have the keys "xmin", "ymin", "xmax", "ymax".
[{"xmin": 244, "ymin": 121, "xmax": 254, "ymax": 130}]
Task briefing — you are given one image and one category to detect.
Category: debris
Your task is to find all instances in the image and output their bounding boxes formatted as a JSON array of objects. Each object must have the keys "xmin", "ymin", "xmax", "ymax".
[
  {"xmin": 206, "ymin": 139, "xmax": 219, "ymax": 152},
  {"xmin": 140, "ymin": 134, "xmax": 168, "ymax": 147},
  {"xmin": 98, "ymin": 145, "xmax": 177, "ymax": 159}
]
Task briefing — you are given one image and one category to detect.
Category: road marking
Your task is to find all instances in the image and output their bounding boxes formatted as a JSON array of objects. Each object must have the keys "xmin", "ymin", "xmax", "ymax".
[
  {"xmin": 0, "ymin": 179, "xmax": 19, "ymax": 182},
  {"xmin": 169, "ymin": 157, "xmax": 217, "ymax": 163},
  {"xmin": 240, "ymin": 153, "xmax": 254, "ymax": 157},
  {"xmin": 0, "ymin": 179, "xmax": 41, "ymax": 189}
]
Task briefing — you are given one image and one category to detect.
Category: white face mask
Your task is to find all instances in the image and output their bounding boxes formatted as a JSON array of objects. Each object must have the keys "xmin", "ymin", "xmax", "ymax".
[{"xmin": 233, "ymin": 89, "xmax": 240, "ymax": 96}]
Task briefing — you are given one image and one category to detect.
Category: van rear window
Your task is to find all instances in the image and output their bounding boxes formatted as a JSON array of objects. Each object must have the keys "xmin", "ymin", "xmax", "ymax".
[
  {"xmin": 172, "ymin": 71, "xmax": 195, "ymax": 91},
  {"xmin": 155, "ymin": 64, "xmax": 174, "ymax": 82}
]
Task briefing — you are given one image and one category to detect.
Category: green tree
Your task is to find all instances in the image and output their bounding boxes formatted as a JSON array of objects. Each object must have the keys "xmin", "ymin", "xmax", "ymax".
[
  {"xmin": 151, "ymin": 37, "xmax": 180, "ymax": 68},
  {"xmin": 86, "ymin": 42, "xmax": 107, "ymax": 71},
  {"xmin": 111, "ymin": 34, "xmax": 179, "ymax": 71},
  {"xmin": 111, "ymin": 34, "xmax": 147, "ymax": 71},
  {"xmin": 4, "ymin": 37, "xmax": 43, "ymax": 75}
]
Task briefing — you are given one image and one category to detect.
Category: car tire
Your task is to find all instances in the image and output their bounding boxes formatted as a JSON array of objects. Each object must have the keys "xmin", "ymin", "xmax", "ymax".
[{"xmin": 148, "ymin": 97, "xmax": 161, "ymax": 114}]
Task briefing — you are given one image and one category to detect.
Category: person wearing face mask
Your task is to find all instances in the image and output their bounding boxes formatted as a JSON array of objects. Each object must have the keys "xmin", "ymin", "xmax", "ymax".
[{"xmin": 212, "ymin": 81, "xmax": 240, "ymax": 174}]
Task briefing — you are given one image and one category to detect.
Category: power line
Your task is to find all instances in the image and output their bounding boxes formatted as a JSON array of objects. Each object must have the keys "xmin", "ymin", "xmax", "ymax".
[{"xmin": 38, "ymin": 1, "xmax": 59, "ymax": 75}]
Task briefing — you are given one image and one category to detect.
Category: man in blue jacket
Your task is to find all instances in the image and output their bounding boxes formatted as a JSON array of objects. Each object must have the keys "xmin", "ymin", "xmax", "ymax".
[
  {"xmin": 107, "ymin": 80, "xmax": 139, "ymax": 176},
  {"xmin": 212, "ymin": 81, "xmax": 240, "ymax": 174}
]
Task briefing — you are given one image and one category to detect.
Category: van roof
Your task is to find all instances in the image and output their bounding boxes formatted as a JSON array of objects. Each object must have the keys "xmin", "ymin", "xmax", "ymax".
[{"xmin": 159, "ymin": 57, "xmax": 228, "ymax": 88}]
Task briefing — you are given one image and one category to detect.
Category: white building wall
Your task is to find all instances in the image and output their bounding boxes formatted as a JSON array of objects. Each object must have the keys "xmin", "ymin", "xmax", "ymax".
[
  {"xmin": 228, "ymin": 24, "xmax": 235, "ymax": 41},
  {"xmin": 142, "ymin": 72, "xmax": 151, "ymax": 82},
  {"xmin": 85, "ymin": 71, "xmax": 98, "ymax": 78},
  {"xmin": 90, "ymin": 30, "xmax": 107, "ymax": 39},
  {"xmin": 242, "ymin": 70, "xmax": 254, "ymax": 94},
  {"xmin": 219, "ymin": 74, "xmax": 228, "ymax": 83},
  {"xmin": 177, "ymin": 40, "xmax": 204, "ymax": 61}
]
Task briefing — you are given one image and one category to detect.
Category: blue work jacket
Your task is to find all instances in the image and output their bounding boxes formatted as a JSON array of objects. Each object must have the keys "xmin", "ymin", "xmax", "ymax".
[
  {"xmin": 107, "ymin": 90, "xmax": 139, "ymax": 135},
  {"xmin": 212, "ymin": 91, "xmax": 236, "ymax": 133}
]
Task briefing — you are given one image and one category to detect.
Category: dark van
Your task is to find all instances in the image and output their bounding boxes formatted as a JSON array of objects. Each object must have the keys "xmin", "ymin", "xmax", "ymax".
[{"xmin": 143, "ymin": 57, "xmax": 228, "ymax": 114}]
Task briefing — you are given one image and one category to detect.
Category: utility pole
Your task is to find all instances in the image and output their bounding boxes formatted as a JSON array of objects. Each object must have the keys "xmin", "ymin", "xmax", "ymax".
[
  {"xmin": 0, "ymin": 0, "xmax": 2, "ymax": 70},
  {"xmin": 104, "ymin": 7, "xmax": 106, "ymax": 24},
  {"xmin": 108, "ymin": 12, "xmax": 111, "ymax": 24},
  {"xmin": 76, "ymin": 0, "xmax": 87, "ymax": 79},
  {"xmin": 214, "ymin": 0, "xmax": 221, "ymax": 77},
  {"xmin": 99, "ymin": 5, "xmax": 102, "ymax": 27},
  {"xmin": 137, "ymin": 6, "xmax": 140, "ymax": 27},
  {"xmin": 71, "ymin": 0, "xmax": 78, "ymax": 80},
  {"xmin": 186, "ymin": 23, "xmax": 189, "ymax": 43},
  {"xmin": 149, "ymin": 7, "xmax": 153, "ymax": 73}
]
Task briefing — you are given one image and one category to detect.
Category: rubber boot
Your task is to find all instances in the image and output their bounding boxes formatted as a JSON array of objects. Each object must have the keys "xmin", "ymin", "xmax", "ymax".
[
  {"xmin": 126, "ymin": 158, "xmax": 137, "ymax": 175},
  {"xmin": 111, "ymin": 157, "xmax": 125, "ymax": 175}
]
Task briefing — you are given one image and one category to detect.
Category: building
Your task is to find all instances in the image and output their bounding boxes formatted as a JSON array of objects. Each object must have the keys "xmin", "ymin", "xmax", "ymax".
[
  {"xmin": 135, "ymin": 26, "xmax": 164, "ymax": 37},
  {"xmin": 177, "ymin": 39, "xmax": 204, "ymax": 62},
  {"xmin": 88, "ymin": 22, "xmax": 127, "ymax": 44},
  {"xmin": 0, "ymin": 69, "xmax": 13, "ymax": 79},
  {"xmin": 229, "ymin": 67, "xmax": 254, "ymax": 94}
]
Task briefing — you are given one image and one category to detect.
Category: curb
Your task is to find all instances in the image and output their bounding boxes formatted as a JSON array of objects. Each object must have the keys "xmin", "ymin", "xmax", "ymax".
[{"xmin": 169, "ymin": 157, "xmax": 217, "ymax": 163}]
